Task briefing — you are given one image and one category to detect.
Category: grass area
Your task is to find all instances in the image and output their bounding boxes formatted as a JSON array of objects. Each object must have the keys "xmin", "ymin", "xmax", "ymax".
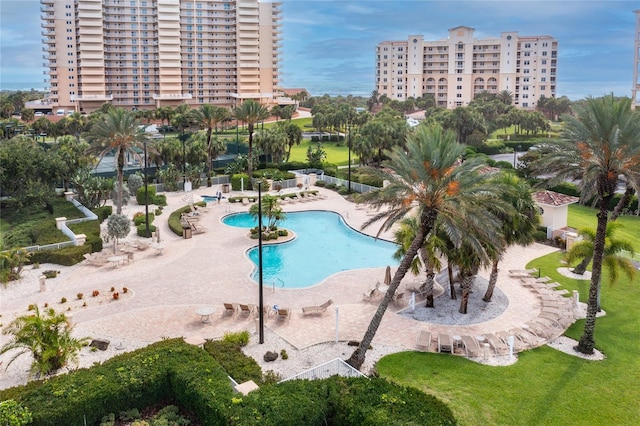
[
  {"xmin": 288, "ymin": 138, "xmax": 358, "ymax": 166},
  {"xmin": 376, "ymin": 209, "xmax": 640, "ymax": 425},
  {"xmin": 568, "ymin": 204, "xmax": 640, "ymax": 251}
]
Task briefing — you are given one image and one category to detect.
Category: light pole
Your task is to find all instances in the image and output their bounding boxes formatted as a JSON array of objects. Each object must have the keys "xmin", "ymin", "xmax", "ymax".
[
  {"xmin": 513, "ymin": 144, "xmax": 522, "ymax": 169},
  {"xmin": 347, "ymin": 122, "xmax": 352, "ymax": 193},
  {"xmin": 143, "ymin": 140, "xmax": 150, "ymax": 238},
  {"xmin": 257, "ymin": 182, "xmax": 264, "ymax": 344}
]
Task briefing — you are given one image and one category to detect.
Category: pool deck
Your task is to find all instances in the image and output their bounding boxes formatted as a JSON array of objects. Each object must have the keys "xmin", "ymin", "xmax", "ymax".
[{"xmin": 1, "ymin": 185, "xmax": 565, "ymax": 380}]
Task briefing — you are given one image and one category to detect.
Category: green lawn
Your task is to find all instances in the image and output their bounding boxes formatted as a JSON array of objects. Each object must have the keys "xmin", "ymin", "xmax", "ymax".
[
  {"xmin": 288, "ymin": 138, "xmax": 358, "ymax": 166},
  {"xmin": 377, "ymin": 208, "xmax": 640, "ymax": 425},
  {"xmin": 568, "ymin": 204, "xmax": 640, "ymax": 251}
]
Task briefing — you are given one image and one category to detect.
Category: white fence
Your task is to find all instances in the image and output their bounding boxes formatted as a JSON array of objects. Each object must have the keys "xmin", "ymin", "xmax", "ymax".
[{"xmin": 279, "ymin": 358, "xmax": 367, "ymax": 383}]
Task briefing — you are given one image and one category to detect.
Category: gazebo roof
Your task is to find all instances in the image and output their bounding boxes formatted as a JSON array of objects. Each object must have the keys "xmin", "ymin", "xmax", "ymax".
[{"xmin": 533, "ymin": 190, "xmax": 579, "ymax": 207}]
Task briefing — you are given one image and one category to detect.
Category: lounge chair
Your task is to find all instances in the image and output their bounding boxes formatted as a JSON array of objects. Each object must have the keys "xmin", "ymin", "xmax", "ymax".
[
  {"xmin": 483, "ymin": 333, "xmax": 509, "ymax": 354},
  {"xmin": 189, "ymin": 221, "xmax": 208, "ymax": 234},
  {"xmin": 461, "ymin": 335, "xmax": 483, "ymax": 357},
  {"xmin": 277, "ymin": 308, "xmax": 291, "ymax": 323},
  {"xmin": 239, "ymin": 303, "xmax": 256, "ymax": 316},
  {"xmin": 416, "ymin": 330, "xmax": 432, "ymax": 351},
  {"xmin": 524, "ymin": 321, "xmax": 554, "ymax": 339},
  {"xmin": 136, "ymin": 241, "xmax": 150, "ymax": 251},
  {"xmin": 392, "ymin": 292, "xmax": 405, "ymax": 305},
  {"xmin": 509, "ymin": 327, "xmax": 543, "ymax": 346},
  {"xmin": 508, "ymin": 268, "xmax": 538, "ymax": 278},
  {"xmin": 223, "ymin": 303, "xmax": 238, "ymax": 316},
  {"xmin": 302, "ymin": 299, "xmax": 333, "ymax": 315},
  {"xmin": 496, "ymin": 331, "xmax": 526, "ymax": 352},
  {"xmin": 437, "ymin": 333, "xmax": 453, "ymax": 353},
  {"xmin": 83, "ymin": 253, "xmax": 108, "ymax": 266}
]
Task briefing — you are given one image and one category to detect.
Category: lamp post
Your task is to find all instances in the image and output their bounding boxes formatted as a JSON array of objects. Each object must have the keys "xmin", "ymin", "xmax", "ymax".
[
  {"xmin": 257, "ymin": 182, "xmax": 264, "ymax": 344},
  {"xmin": 347, "ymin": 122, "xmax": 352, "ymax": 193},
  {"xmin": 143, "ymin": 140, "xmax": 150, "ymax": 238},
  {"xmin": 182, "ymin": 138, "xmax": 187, "ymax": 188}
]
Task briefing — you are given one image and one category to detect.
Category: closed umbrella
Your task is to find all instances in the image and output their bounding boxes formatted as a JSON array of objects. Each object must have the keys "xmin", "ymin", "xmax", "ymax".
[
  {"xmin": 384, "ymin": 265, "xmax": 392, "ymax": 286},
  {"xmin": 410, "ymin": 292, "xmax": 416, "ymax": 311}
]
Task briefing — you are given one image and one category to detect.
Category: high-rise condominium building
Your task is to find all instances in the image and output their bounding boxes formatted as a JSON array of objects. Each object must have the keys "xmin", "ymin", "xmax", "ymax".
[
  {"xmin": 40, "ymin": 0, "xmax": 283, "ymax": 113},
  {"xmin": 632, "ymin": 10, "xmax": 640, "ymax": 109},
  {"xmin": 375, "ymin": 26, "xmax": 558, "ymax": 109}
]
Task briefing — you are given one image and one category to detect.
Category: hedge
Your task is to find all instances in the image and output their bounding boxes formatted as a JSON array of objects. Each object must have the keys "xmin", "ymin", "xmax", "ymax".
[
  {"xmin": 0, "ymin": 340, "xmax": 458, "ymax": 426},
  {"xmin": 204, "ymin": 340, "xmax": 263, "ymax": 385},
  {"xmin": 29, "ymin": 245, "xmax": 91, "ymax": 267},
  {"xmin": 231, "ymin": 174, "xmax": 250, "ymax": 191},
  {"xmin": 135, "ymin": 187, "xmax": 167, "ymax": 206},
  {"xmin": 168, "ymin": 204, "xmax": 204, "ymax": 236}
]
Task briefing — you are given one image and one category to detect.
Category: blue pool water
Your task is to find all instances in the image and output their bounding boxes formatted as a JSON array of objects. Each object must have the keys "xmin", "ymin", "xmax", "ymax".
[{"xmin": 222, "ymin": 211, "xmax": 399, "ymax": 289}]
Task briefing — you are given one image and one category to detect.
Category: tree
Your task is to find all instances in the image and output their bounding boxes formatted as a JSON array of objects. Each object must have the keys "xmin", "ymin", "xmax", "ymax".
[
  {"xmin": 85, "ymin": 108, "xmax": 150, "ymax": 214},
  {"xmin": 52, "ymin": 135, "xmax": 91, "ymax": 191},
  {"xmin": 233, "ymin": 100, "xmax": 270, "ymax": 184},
  {"xmin": 189, "ymin": 128, "xmax": 227, "ymax": 184},
  {"xmin": 346, "ymin": 125, "xmax": 510, "ymax": 369},
  {"xmin": 191, "ymin": 104, "xmax": 230, "ymax": 186},
  {"xmin": 566, "ymin": 222, "xmax": 636, "ymax": 310},
  {"xmin": 107, "ymin": 213, "xmax": 131, "ymax": 253},
  {"xmin": 284, "ymin": 122, "xmax": 303, "ymax": 161},
  {"xmin": 531, "ymin": 95, "xmax": 640, "ymax": 354},
  {"xmin": 0, "ymin": 248, "xmax": 32, "ymax": 283},
  {"xmin": 255, "ymin": 125, "xmax": 287, "ymax": 163},
  {"xmin": 0, "ymin": 306, "xmax": 88, "ymax": 378},
  {"xmin": 64, "ymin": 112, "xmax": 89, "ymax": 143},
  {"xmin": 249, "ymin": 194, "xmax": 286, "ymax": 230},
  {"xmin": 483, "ymin": 172, "xmax": 539, "ymax": 302},
  {"xmin": 19, "ymin": 108, "xmax": 34, "ymax": 122}
]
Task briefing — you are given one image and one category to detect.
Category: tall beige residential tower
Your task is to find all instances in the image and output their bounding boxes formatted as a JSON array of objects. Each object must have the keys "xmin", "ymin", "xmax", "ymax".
[
  {"xmin": 376, "ymin": 26, "xmax": 558, "ymax": 109},
  {"xmin": 41, "ymin": 0, "xmax": 283, "ymax": 113},
  {"xmin": 632, "ymin": 10, "xmax": 640, "ymax": 109}
]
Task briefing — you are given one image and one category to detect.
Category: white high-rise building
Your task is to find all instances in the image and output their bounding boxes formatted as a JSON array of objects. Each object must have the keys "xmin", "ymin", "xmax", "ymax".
[
  {"xmin": 40, "ymin": 0, "xmax": 283, "ymax": 113},
  {"xmin": 376, "ymin": 26, "xmax": 558, "ymax": 109}
]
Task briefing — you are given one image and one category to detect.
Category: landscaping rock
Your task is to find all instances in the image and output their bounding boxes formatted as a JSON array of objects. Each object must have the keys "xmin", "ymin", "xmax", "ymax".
[
  {"xmin": 263, "ymin": 351, "xmax": 278, "ymax": 362},
  {"xmin": 90, "ymin": 339, "xmax": 110, "ymax": 351}
]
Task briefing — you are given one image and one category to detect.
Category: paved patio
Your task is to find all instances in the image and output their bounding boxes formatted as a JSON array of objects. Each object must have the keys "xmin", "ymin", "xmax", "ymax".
[{"xmin": 1, "ymin": 185, "xmax": 567, "ymax": 367}]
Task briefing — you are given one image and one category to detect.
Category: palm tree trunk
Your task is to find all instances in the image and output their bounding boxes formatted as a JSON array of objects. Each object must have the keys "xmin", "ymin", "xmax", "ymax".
[
  {"xmin": 116, "ymin": 150, "xmax": 125, "ymax": 214},
  {"xmin": 206, "ymin": 128, "xmax": 213, "ymax": 187},
  {"xmin": 482, "ymin": 260, "xmax": 499, "ymax": 302},
  {"xmin": 611, "ymin": 186, "xmax": 634, "ymax": 221},
  {"xmin": 573, "ymin": 255, "xmax": 591, "ymax": 275},
  {"xmin": 447, "ymin": 265, "xmax": 457, "ymax": 300},
  {"xmin": 247, "ymin": 126, "xmax": 254, "ymax": 188},
  {"xmin": 347, "ymin": 209, "xmax": 437, "ymax": 370},
  {"xmin": 576, "ymin": 192, "xmax": 611, "ymax": 354},
  {"xmin": 424, "ymin": 270, "xmax": 435, "ymax": 308},
  {"xmin": 459, "ymin": 275, "xmax": 474, "ymax": 314}
]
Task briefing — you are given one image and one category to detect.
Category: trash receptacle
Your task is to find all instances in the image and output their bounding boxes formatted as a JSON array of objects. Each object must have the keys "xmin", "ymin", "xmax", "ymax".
[
  {"xmin": 183, "ymin": 226, "xmax": 192, "ymax": 239},
  {"xmin": 222, "ymin": 183, "xmax": 230, "ymax": 193}
]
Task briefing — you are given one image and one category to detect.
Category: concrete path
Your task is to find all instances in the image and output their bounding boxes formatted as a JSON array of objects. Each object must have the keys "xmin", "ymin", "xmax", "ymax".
[{"xmin": 1, "ymin": 185, "xmax": 565, "ymax": 359}]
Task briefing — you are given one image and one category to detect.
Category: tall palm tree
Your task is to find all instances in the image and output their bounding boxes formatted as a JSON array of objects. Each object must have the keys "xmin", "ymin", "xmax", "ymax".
[
  {"xmin": 483, "ymin": 172, "xmax": 539, "ymax": 302},
  {"xmin": 346, "ymin": 125, "xmax": 511, "ymax": 369},
  {"xmin": 191, "ymin": 104, "xmax": 231, "ymax": 186},
  {"xmin": 531, "ymin": 95, "xmax": 640, "ymax": 354},
  {"xmin": 566, "ymin": 222, "xmax": 636, "ymax": 310},
  {"xmin": 85, "ymin": 108, "xmax": 150, "ymax": 214},
  {"xmin": 233, "ymin": 100, "xmax": 270, "ymax": 183}
]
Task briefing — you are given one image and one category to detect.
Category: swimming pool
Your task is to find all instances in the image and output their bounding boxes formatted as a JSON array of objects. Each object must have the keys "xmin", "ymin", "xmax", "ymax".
[{"xmin": 222, "ymin": 210, "xmax": 399, "ymax": 289}]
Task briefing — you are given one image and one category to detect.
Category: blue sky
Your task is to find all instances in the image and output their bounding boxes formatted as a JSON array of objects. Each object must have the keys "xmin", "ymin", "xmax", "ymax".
[{"xmin": 1, "ymin": 1, "xmax": 637, "ymax": 100}]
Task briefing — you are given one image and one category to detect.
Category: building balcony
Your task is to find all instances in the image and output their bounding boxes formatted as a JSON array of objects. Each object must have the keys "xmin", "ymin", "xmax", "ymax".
[
  {"xmin": 152, "ymin": 93, "xmax": 193, "ymax": 100},
  {"xmin": 71, "ymin": 94, "xmax": 114, "ymax": 101}
]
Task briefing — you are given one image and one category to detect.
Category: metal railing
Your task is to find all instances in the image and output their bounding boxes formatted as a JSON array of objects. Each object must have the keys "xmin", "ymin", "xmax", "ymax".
[{"xmin": 279, "ymin": 358, "xmax": 367, "ymax": 383}]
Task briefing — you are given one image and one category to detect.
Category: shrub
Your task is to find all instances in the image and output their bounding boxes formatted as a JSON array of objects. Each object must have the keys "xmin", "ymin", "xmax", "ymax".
[
  {"xmin": 315, "ymin": 180, "xmax": 327, "ymax": 187},
  {"xmin": 0, "ymin": 399, "xmax": 32, "ymax": 426},
  {"xmin": 222, "ymin": 330, "xmax": 250, "ymax": 347},
  {"xmin": 203, "ymin": 340, "xmax": 263, "ymax": 384},
  {"xmin": 93, "ymin": 206, "xmax": 113, "ymax": 222},
  {"xmin": 60, "ymin": 297, "xmax": 67, "ymax": 304},
  {"xmin": 168, "ymin": 205, "xmax": 195, "ymax": 236},
  {"xmin": 76, "ymin": 293, "xmax": 83, "ymax": 300},
  {"xmin": 550, "ymin": 182, "xmax": 580, "ymax": 198},
  {"xmin": 92, "ymin": 290, "xmax": 99, "ymax": 297},
  {"xmin": 231, "ymin": 174, "xmax": 249, "ymax": 191},
  {"xmin": 280, "ymin": 349, "xmax": 288, "ymax": 360},
  {"xmin": 534, "ymin": 230, "xmax": 548, "ymax": 242},
  {"xmin": 136, "ymin": 223, "xmax": 157, "ymax": 238},
  {"xmin": 30, "ymin": 245, "xmax": 90, "ymax": 267}
]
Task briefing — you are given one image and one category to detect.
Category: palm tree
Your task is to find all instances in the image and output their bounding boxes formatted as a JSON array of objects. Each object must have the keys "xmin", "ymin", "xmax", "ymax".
[
  {"xmin": 483, "ymin": 172, "xmax": 539, "ymax": 302},
  {"xmin": 191, "ymin": 104, "xmax": 231, "ymax": 186},
  {"xmin": 566, "ymin": 222, "xmax": 636, "ymax": 310},
  {"xmin": 249, "ymin": 194, "xmax": 285, "ymax": 230},
  {"xmin": 85, "ymin": 108, "xmax": 150, "ymax": 214},
  {"xmin": 531, "ymin": 95, "xmax": 640, "ymax": 354},
  {"xmin": 65, "ymin": 112, "xmax": 88, "ymax": 143},
  {"xmin": 233, "ymin": 100, "xmax": 270, "ymax": 184},
  {"xmin": 1, "ymin": 306, "xmax": 88, "ymax": 378},
  {"xmin": 346, "ymin": 125, "xmax": 511, "ymax": 369},
  {"xmin": 392, "ymin": 217, "xmax": 443, "ymax": 308}
]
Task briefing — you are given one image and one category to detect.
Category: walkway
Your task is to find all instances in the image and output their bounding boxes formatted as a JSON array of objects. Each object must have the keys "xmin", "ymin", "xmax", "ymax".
[{"xmin": 1, "ymin": 185, "xmax": 569, "ymax": 379}]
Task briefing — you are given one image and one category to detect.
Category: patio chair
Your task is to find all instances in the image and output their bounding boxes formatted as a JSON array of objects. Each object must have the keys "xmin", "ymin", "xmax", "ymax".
[
  {"xmin": 496, "ymin": 331, "xmax": 526, "ymax": 352},
  {"xmin": 302, "ymin": 299, "xmax": 333, "ymax": 315},
  {"xmin": 509, "ymin": 327, "xmax": 543, "ymax": 346},
  {"xmin": 223, "ymin": 303, "xmax": 238, "ymax": 317},
  {"xmin": 508, "ymin": 268, "xmax": 538, "ymax": 278},
  {"xmin": 483, "ymin": 333, "xmax": 509, "ymax": 354},
  {"xmin": 190, "ymin": 221, "xmax": 208, "ymax": 234},
  {"xmin": 416, "ymin": 330, "xmax": 432, "ymax": 351},
  {"xmin": 460, "ymin": 335, "xmax": 483, "ymax": 357},
  {"xmin": 437, "ymin": 333, "xmax": 453, "ymax": 353},
  {"xmin": 239, "ymin": 303, "xmax": 256, "ymax": 317},
  {"xmin": 524, "ymin": 321, "xmax": 554, "ymax": 339},
  {"xmin": 392, "ymin": 291, "xmax": 405, "ymax": 305},
  {"xmin": 277, "ymin": 308, "xmax": 291, "ymax": 323},
  {"xmin": 136, "ymin": 241, "xmax": 150, "ymax": 251}
]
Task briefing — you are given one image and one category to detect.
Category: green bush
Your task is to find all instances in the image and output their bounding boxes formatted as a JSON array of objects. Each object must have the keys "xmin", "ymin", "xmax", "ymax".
[
  {"xmin": 30, "ymin": 245, "xmax": 91, "ymax": 266},
  {"xmin": 222, "ymin": 330, "xmax": 250, "ymax": 347},
  {"xmin": 133, "ymin": 212, "xmax": 155, "ymax": 226},
  {"xmin": 314, "ymin": 180, "xmax": 327, "ymax": 187},
  {"xmin": 168, "ymin": 205, "xmax": 194, "ymax": 236},
  {"xmin": 203, "ymin": 340, "xmax": 263, "ymax": 385},
  {"xmin": 228, "ymin": 196, "xmax": 243, "ymax": 203},
  {"xmin": 252, "ymin": 168, "xmax": 295, "ymax": 180},
  {"xmin": 136, "ymin": 185, "xmax": 156, "ymax": 205},
  {"xmin": 550, "ymin": 182, "xmax": 580, "ymax": 198},
  {"xmin": 231, "ymin": 174, "xmax": 250, "ymax": 191},
  {"xmin": 154, "ymin": 194, "xmax": 167, "ymax": 206},
  {"xmin": 29, "ymin": 221, "xmax": 66, "ymax": 246},
  {"xmin": 93, "ymin": 206, "xmax": 113, "ymax": 222},
  {"xmin": 356, "ymin": 173, "xmax": 384, "ymax": 188},
  {"xmin": 136, "ymin": 223, "xmax": 157, "ymax": 238},
  {"xmin": 534, "ymin": 230, "xmax": 548, "ymax": 242}
]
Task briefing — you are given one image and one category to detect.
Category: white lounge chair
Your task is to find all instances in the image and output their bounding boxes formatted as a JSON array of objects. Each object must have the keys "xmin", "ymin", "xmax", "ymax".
[
  {"xmin": 438, "ymin": 333, "xmax": 453, "ymax": 353},
  {"xmin": 302, "ymin": 299, "xmax": 333, "ymax": 315},
  {"xmin": 461, "ymin": 335, "xmax": 482, "ymax": 357},
  {"xmin": 416, "ymin": 330, "xmax": 432, "ymax": 351}
]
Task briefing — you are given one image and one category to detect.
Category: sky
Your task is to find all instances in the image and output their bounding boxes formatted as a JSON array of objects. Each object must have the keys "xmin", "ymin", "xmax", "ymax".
[{"xmin": 0, "ymin": 0, "xmax": 637, "ymax": 100}]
